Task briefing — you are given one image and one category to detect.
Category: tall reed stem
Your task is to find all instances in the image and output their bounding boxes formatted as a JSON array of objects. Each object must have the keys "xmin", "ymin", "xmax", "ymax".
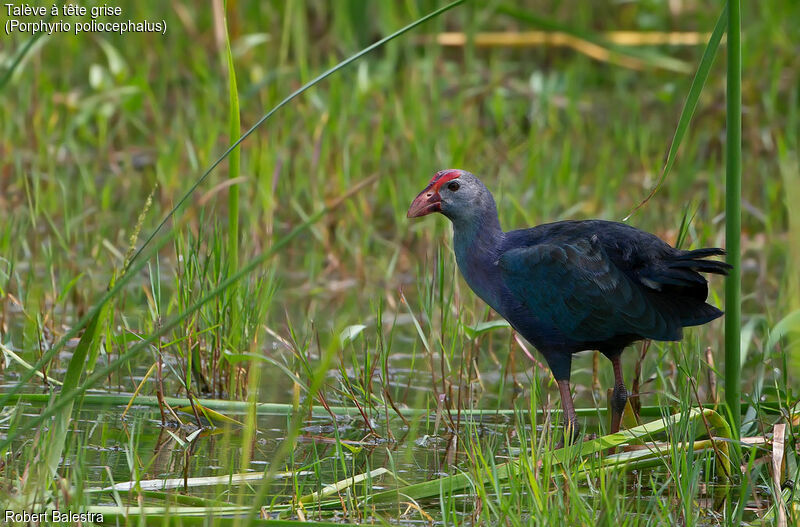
[
  {"xmin": 724, "ymin": 0, "xmax": 742, "ymax": 437},
  {"xmin": 225, "ymin": 2, "xmax": 241, "ymax": 273}
]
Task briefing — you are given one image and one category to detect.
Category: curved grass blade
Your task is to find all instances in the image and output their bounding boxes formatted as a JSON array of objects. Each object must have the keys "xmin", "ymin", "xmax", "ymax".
[
  {"xmin": 0, "ymin": 0, "xmax": 464, "ymax": 413},
  {"xmin": 35, "ymin": 298, "xmax": 108, "ymax": 490},
  {"xmin": 297, "ymin": 467, "xmax": 391, "ymax": 505},
  {"xmin": 224, "ymin": 1, "xmax": 241, "ymax": 272},
  {"xmin": 591, "ymin": 437, "xmax": 756, "ymax": 474},
  {"xmin": 624, "ymin": 4, "xmax": 728, "ymax": 220},
  {"xmin": 0, "ymin": 341, "xmax": 63, "ymax": 386},
  {"xmin": 0, "ymin": 29, "xmax": 46, "ymax": 90},
  {"xmin": 124, "ymin": 0, "xmax": 465, "ymax": 272},
  {"xmin": 463, "ymin": 319, "xmax": 510, "ymax": 339},
  {"xmin": 174, "ymin": 403, "xmax": 243, "ymax": 427}
]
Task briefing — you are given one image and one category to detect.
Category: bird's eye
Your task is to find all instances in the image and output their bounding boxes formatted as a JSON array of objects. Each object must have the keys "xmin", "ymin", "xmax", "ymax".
[{"xmin": 447, "ymin": 181, "xmax": 460, "ymax": 192}]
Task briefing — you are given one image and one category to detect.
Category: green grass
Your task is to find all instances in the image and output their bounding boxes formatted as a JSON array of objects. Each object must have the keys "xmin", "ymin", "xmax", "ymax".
[{"xmin": 0, "ymin": 1, "xmax": 798, "ymax": 525}]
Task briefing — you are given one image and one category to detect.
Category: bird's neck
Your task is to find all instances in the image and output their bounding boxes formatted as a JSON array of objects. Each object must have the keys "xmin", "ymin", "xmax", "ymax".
[
  {"xmin": 451, "ymin": 209, "xmax": 505, "ymax": 309},
  {"xmin": 452, "ymin": 210, "xmax": 504, "ymax": 254}
]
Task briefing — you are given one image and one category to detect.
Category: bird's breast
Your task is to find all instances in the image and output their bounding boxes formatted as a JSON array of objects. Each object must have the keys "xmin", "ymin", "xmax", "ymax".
[
  {"xmin": 457, "ymin": 246, "xmax": 573, "ymax": 350},
  {"xmin": 454, "ymin": 245, "xmax": 504, "ymax": 312}
]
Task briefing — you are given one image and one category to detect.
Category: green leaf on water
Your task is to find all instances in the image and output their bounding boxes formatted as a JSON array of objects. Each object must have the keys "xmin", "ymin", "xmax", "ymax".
[
  {"xmin": 297, "ymin": 467, "xmax": 391, "ymax": 505},
  {"xmin": 175, "ymin": 403, "xmax": 243, "ymax": 427}
]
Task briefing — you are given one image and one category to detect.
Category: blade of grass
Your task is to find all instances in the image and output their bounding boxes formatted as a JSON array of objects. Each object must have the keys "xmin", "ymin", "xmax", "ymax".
[
  {"xmin": 623, "ymin": 4, "xmax": 728, "ymax": 220},
  {"xmin": 174, "ymin": 403, "xmax": 243, "ymax": 426},
  {"xmin": 0, "ymin": 341, "xmax": 63, "ymax": 386},
  {"xmin": 43, "ymin": 312, "xmax": 103, "ymax": 461},
  {"xmin": 591, "ymin": 437, "xmax": 759, "ymax": 475},
  {"xmin": 26, "ymin": 293, "xmax": 108, "ymax": 499},
  {"xmin": 224, "ymin": 0, "xmax": 241, "ymax": 273},
  {"xmin": 297, "ymin": 467, "xmax": 391, "ymax": 504},
  {"xmin": 0, "ymin": 28, "xmax": 46, "ymax": 90},
  {"xmin": 123, "ymin": 0, "xmax": 465, "ymax": 273}
]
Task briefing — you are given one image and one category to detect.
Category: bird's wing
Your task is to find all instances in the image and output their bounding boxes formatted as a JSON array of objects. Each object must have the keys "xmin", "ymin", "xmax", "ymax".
[{"xmin": 497, "ymin": 236, "xmax": 672, "ymax": 342}]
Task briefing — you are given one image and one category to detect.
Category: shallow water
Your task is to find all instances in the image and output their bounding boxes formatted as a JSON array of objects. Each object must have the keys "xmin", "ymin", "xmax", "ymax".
[
  {"xmin": 0, "ymin": 306, "xmax": 769, "ymax": 525},
  {"xmin": 2, "ymin": 396, "xmax": 516, "ymax": 521},
  {"xmin": 2, "ymin": 381, "xmax": 762, "ymax": 525}
]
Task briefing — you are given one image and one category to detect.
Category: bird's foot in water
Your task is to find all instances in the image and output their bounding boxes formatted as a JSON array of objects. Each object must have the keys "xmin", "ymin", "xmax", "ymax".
[{"xmin": 553, "ymin": 425, "xmax": 583, "ymax": 449}]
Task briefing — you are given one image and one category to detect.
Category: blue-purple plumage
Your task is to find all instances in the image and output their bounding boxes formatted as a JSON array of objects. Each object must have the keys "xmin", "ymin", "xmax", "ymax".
[{"xmin": 408, "ymin": 169, "xmax": 730, "ymax": 436}]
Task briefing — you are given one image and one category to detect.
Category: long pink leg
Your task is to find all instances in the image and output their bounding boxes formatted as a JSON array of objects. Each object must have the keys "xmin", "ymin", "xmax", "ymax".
[
  {"xmin": 557, "ymin": 379, "xmax": 579, "ymax": 443},
  {"xmin": 609, "ymin": 354, "xmax": 628, "ymax": 433}
]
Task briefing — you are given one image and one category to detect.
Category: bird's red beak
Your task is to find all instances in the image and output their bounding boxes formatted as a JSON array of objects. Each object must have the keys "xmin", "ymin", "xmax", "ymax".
[
  {"xmin": 407, "ymin": 170, "xmax": 462, "ymax": 218},
  {"xmin": 407, "ymin": 188, "xmax": 442, "ymax": 218}
]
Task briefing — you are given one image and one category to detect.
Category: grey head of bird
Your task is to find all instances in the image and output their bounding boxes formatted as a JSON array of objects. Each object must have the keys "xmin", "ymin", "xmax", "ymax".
[{"xmin": 406, "ymin": 169, "xmax": 498, "ymax": 225}]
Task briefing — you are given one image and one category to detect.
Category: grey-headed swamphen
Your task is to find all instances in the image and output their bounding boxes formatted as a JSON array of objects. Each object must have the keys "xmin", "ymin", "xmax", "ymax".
[{"xmin": 407, "ymin": 169, "xmax": 730, "ymax": 440}]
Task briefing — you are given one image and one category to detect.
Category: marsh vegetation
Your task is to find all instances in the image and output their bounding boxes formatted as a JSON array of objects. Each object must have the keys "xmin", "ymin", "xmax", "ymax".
[{"xmin": 0, "ymin": 1, "xmax": 798, "ymax": 525}]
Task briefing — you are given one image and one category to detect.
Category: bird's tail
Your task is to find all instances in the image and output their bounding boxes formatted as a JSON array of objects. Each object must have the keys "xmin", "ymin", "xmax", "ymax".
[
  {"xmin": 671, "ymin": 248, "xmax": 732, "ymax": 276},
  {"xmin": 646, "ymin": 248, "xmax": 731, "ymax": 290},
  {"xmin": 668, "ymin": 247, "xmax": 730, "ymax": 327},
  {"xmin": 680, "ymin": 302, "xmax": 724, "ymax": 326}
]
